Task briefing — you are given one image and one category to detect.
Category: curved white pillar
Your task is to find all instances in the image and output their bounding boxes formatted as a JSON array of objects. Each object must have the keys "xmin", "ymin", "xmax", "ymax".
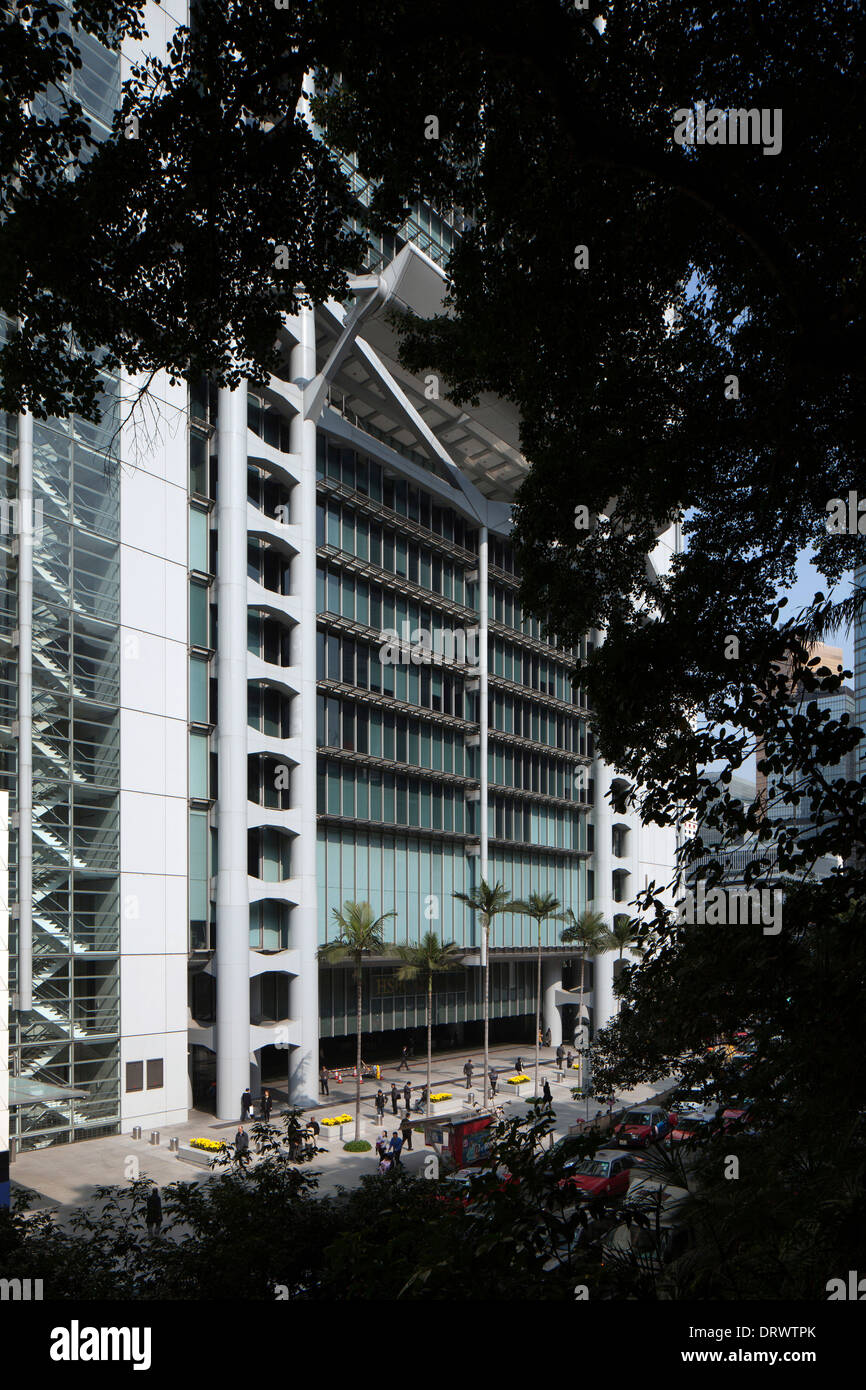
[
  {"xmin": 287, "ymin": 308, "xmax": 320, "ymax": 1108},
  {"xmin": 542, "ymin": 957, "xmax": 563, "ymax": 1047},
  {"xmin": 215, "ymin": 383, "xmax": 251, "ymax": 1119}
]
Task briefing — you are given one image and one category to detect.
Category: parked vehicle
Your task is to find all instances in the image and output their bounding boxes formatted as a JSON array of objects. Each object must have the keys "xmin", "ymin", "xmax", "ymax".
[
  {"xmin": 668, "ymin": 1110, "xmax": 715, "ymax": 1144},
  {"xmin": 612, "ymin": 1106, "xmax": 676, "ymax": 1147},
  {"xmin": 560, "ymin": 1149, "xmax": 640, "ymax": 1200}
]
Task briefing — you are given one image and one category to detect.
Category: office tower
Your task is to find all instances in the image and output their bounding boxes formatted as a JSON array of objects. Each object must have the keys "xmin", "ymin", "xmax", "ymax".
[{"xmin": 3, "ymin": 4, "xmax": 678, "ymax": 1145}]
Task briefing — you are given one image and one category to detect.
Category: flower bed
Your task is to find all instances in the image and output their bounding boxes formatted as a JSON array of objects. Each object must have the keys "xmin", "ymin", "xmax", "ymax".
[
  {"xmin": 189, "ymin": 1137, "xmax": 225, "ymax": 1152},
  {"xmin": 508, "ymin": 1074, "xmax": 530, "ymax": 1085},
  {"xmin": 430, "ymin": 1092, "xmax": 452, "ymax": 1102},
  {"xmin": 321, "ymin": 1113, "xmax": 353, "ymax": 1127}
]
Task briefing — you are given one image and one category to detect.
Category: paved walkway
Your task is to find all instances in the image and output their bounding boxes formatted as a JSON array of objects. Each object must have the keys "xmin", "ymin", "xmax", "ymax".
[{"xmin": 10, "ymin": 1043, "xmax": 674, "ymax": 1220}]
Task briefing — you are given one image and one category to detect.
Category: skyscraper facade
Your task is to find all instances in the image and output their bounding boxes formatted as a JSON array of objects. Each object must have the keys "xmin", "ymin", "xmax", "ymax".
[{"xmin": 3, "ymin": 3, "xmax": 678, "ymax": 1147}]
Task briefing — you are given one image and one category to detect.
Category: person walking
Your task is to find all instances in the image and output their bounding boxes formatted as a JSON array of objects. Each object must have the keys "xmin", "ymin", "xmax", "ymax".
[
  {"xmin": 235, "ymin": 1125, "xmax": 250, "ymax": 1157},
  {"xmin": 320, "ymin": 1065, "xmax": 330, "ymax": 1096},
  {"xmin": 390, "ymin": 1082, "xmax": 400, "ymax": 1115},
  {"xmin": 375, "ymin": 1131, "xmax": 389, "ymax": 1161},
  {"xmin": 489, "ymin": 1068, "xmax": 498, "ymax": 1097},
  {"xmin": 375, "ymin": 1089, "xmax": 386, "ymax": 1124},
  {"xmin": 463, "ymin": 1058, "xmax": 474, "ymax": 1089},
  {"xmin": 542, "ymin": 1079, "xmax": 553, "ymax": 1111},
  {"xmin": 544, "ymin": 1027, "xmax": 552, "ymax": 1049},
  {"xmin": 389, "ymin": 1131, "xmax": 404, "ymax": 1168},
  {"xmin": 260, "ymin": 1089, "xmax": 272, "ymax": 1123},
  {"xmin": 556, "ymin": 1043, "xmax": 565, "ymax": 1069},
  {"xmin": 515, "ymin": 1056, "xmax": 524, "ymax": 1074},
  {"xmin": 240, "ymin": 1087, "xmax": 252, "ymax": 1121},
  {"xmin": 400, "ymin": 1115, "xmax": 413, "ymax": 1152},
  {"xmin": 397, "ymin": 1045, "xmax": 410, "ymax": 1071},
  {"xmin": 402, "ymin": 1081, "xmax": 412, "ymax": 1114},
  {"xmin": 145, "ymin": 1187, "xmax": 162, "ymax": 1238}
]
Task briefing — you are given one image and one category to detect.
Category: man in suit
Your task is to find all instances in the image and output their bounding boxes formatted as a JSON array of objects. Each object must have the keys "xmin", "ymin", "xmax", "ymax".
[
  {"xmin": 240, "ymin": 1088, "xmax": 252, "ymax": 1121},
  {"xmin": 390, "ymin": 1083, "xmax": 400, "ymax": 1115},
  {"xmin": 260, "ymin": 1089, "xmax": 272, "ymax": 1123}
]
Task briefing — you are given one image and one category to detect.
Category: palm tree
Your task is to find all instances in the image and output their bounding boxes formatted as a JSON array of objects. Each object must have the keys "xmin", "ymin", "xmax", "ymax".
[
  {"xmin": 453, "ymin": 879, "xmax": 515, "ymax": 1107},
  {"xmin": 318, "ymin": 901, "xmax": 395, "ymax": 1141},
  {"xmin": 396, "ymin": 932, "xmax": 464, "ymax": 1117},
  {"xmin": 609, "ymin": 913, "xmax": 641, "ymax": 1012},
  {"xmin": 508, "ymin": 891, "xmax": 567, "ymax": 1102},
  {"xmin": 561, "ymin": 908, "xmax": 613, "ymax": 1093}
]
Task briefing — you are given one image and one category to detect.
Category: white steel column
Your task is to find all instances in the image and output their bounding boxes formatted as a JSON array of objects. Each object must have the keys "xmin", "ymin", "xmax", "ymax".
[
  {"xmin": 542, "ymin": 957, "xmax": 563, "ymax": 1048},
  {"xmin": 478, "ymin": 525, "xmax": 489, "ymax": 887},
  {"xmin": 215, "ymin": 383, "xmax": 250, "ymax": 1119},
  {"xmin": 288, "ymin": 307, "xmax": 319, "ymax": 1108},
  {"xmin": 591, "ymin": 756, "xmax": 616, "ymax": 1025},
  {"xmin": 15, "ymin": 412, "xmax": 33, "ymax": 1011}
]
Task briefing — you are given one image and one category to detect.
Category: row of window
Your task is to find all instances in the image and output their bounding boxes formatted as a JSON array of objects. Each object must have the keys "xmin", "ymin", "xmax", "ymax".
[
  {"xmin": 317, "ymin": 695, "xmax": 471, "ymax": 774},
  {"xmin": 489, "ymin": 795, "xmax": 584, "ymax": 851},
  {"xmin": 318, "ymin": 564, "xmax": 471, "ymax": 642},
  {"xmin": 318, "ymin": 503, "xmax": 474, "ymax": 605},
  {"xmin": 488, "ymin": 745, "xmax": 588, "ymax": 802},
  {"xmin": 125, "ymin": 1058, "xmax": 164, "ymax": 1093},
  {"xmin": 489, "ymin": 690, "xmax": 587, "ymax": 750},
  {"xmin": 318, "ymin": 761, "xmax": 469, "ymax": 833},
  {"xmin": 317, "ymin": 435, "xmax": 476, "ymax": 549},
  {"xmin": 318, "ymin": 629, "xmax": 468, "ymax": 717},
  {"xmin": 489, "ymin": 635, "xmax": 580, "ymax": 703}
]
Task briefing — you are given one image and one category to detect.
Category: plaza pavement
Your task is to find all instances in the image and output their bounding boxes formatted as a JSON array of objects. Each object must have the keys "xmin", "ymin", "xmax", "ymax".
[{"xmin": 9, "ymin": 1042, "xmax": 675, "ymax": 1220}]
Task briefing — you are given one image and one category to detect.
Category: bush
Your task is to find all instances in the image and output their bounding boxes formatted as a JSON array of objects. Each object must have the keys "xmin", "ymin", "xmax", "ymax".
[{"xmin": 343, "ymin": 1139, "xmax": 372, "ymax": 1152}]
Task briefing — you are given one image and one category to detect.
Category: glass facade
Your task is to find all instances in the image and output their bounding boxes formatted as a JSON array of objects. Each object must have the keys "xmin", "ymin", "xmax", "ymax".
[
  {"xmin": 5, "ymin": 11, "xmax": 123, "ymax": 1148},
  {"xmin": 315, "ymin": 430, "xmax": 591, "ymax": 997}
]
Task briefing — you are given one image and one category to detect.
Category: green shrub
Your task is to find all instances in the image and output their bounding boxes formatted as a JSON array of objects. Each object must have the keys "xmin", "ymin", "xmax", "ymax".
[{"xmin": 343, "ymin": 1139, "xmax": 372, "ymax": 1152}]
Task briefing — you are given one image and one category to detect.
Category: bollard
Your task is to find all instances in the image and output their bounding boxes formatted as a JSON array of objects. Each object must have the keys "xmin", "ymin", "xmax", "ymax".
[
  {"xmin": 150, "ymin": 1130, "xmax": 160, "ymax": 1146},
  {"xmin": 132, "ymin": 1126, "xmax": 142, "ymax": 1140}
]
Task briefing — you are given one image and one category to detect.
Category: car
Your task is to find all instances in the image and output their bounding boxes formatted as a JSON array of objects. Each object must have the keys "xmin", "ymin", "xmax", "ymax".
[
  {"xmin": 612, "ymin": 1106, "xmax": 676, "ymax": 1148},
  {"xmin": 559, "ymin": 1149, "xmax": 640, "ymax": 1200},
  {"xmin": 668, "ymin": 1110, "xmax": 715, "ymax": 1144},
  {"xmin": 600, "ymin": 1180, "xmax": 692, "ymax": 1275},
  {"xmin": 720, "ymin": 1101, "xmax": 755, "ymax": 1132}
]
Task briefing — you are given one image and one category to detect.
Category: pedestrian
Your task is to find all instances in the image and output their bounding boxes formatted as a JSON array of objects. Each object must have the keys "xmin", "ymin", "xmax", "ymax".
[
  {"xmin": 375, "ymin": 1089, "xmax": 386, "ymax": 1123},
  {"xmin": 309, "ymin": 1118, "xmax": 320, "ymax": 1139},
  {"xmin": 240, "ymin": 1087, "xmax": 252, "ymax": 1121},
  {"xmin": 463, "ymin": 1058, "xmax": 474, "ymax": 1089},
  {"xmin": 389, "ymin": 1131, "xmax": 404, "ymax": 1168},
  {"xmin": 489, "ymin": 1068, "xmax": 498, "ymax": 1097},
  {"xmin": 375, "ymin": 1131, "xmax": 389, "ymax": 1160},
  {"xmin": 556, "ymin": 1044, "xmax": 565, "ymax": 1068},
  {"xmin": 145, "ymin": 1187, "xmax": 162, "ymax": 1238},
  {"xmin": 390, "ymin": 1082, "xmax": 400, "ymax": 1115},
  {"xmin": 415, "ymin": 1084, "xmax": 428, "ymax": 1112},
  {"xmin": 566, "ymin": 1049, "xmax": 574, "ymax": 1070},
  {"xmin": 397, "ymin": 1045, "xmax": 410, "ymax": 1071},
  {"xmin": 320, "ymin": 1065, "xmax": 329, "ymax": 1096},
  {"xmin": 542, "ymin": 1079, "xmax": 553, "ymax": 1111},
  {"xmin": 402, "ymin": 1081, "xmax": 412, "ymax": 1113},
  {"xmin": 544, "ymin": 1027, "xmax": 552, "ymax": 1049},
  {"xmin": 516, "ymin": 1056, "xmax": 524, "ymax": 1073},
  {"xmin": 378, "ymin": 1153, "xmax": 393, "ymax": 1176},
  {"xmin": 400, "ymin": 1115, "xmax": 413, "ymax": 1151},
  {"xmin": 235, "ymin": 1125, "xmax": 250, "ymax": 1157},
  {"xmin": 260, "ymin": 1089, "xmax": 272, "ymax": 1123}
]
